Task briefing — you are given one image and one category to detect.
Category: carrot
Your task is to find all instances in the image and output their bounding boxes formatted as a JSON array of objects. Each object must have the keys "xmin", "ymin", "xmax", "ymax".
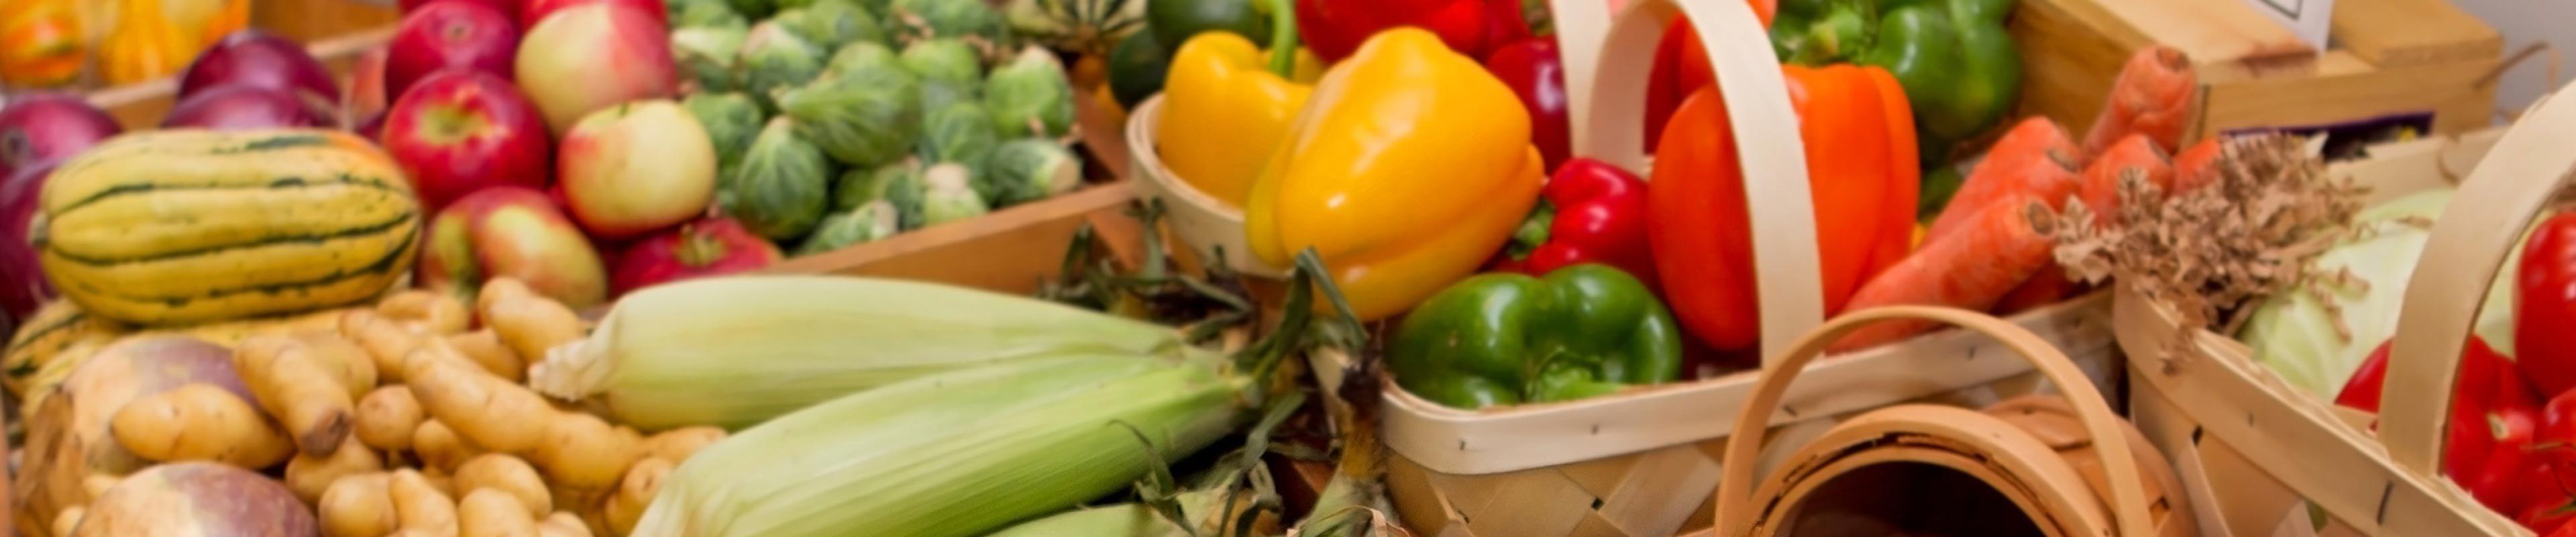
[
  {"xmin": 2171, "ymin": 138, "xmax": 2224, "ymax": 193},
  {"xmin": 1994, "ymin": 270, "xmax": 2076, "ymax": 315},
  {"xmin": 2076, "ymin": 134, "xmax": 2176, "ymax": 226},
  {"xmin": 1924, "ymin": 117, "xmax": 2080, "ymax": 246},
  {"xmin": 1831, "ymin": 194, "xmax": 2056, "ymax": 352},
  {"xmin": 2083, "ymin": 46, "xmax": 2197, "ymax": 156}
]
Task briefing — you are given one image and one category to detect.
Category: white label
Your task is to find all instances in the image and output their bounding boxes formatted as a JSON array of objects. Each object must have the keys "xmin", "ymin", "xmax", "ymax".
[{"xmin": 2243, "ymin": 0, "xmax": 2336, "ymax": 50}]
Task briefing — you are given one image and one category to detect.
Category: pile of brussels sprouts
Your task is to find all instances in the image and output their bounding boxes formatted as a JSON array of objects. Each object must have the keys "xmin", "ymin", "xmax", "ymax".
[{"xmin": 669, "ymin": 0, "xmax": 1085, "ymax": 256}]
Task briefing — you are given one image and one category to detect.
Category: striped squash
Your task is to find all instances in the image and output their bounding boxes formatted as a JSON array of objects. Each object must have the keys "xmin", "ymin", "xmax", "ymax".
[{"xmin": 34, "ymin": 130, "xmax": 421, "ymax": 326}]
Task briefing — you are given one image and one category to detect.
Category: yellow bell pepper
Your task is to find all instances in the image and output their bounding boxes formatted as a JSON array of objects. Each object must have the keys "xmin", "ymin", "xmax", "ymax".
[
  {"xmin": 1155, "ymin": 32, "xmax": 1322, "ymax": 208},
  {"xmin": 1246, "ymin": 28, "xmax": 1545, "ymax": 321}
]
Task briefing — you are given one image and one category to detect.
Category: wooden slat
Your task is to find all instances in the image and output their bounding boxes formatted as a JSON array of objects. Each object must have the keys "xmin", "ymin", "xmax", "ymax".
[
  {"xmin": 2331, "ymin": 0, "xmax": 2502, "ymax": 68},
  {"xmin": 2198, "ymin": 50, "xmax": 2500, "ymax": 138},
  {"xmin": 759, "ymin": 183, "xmax": 1137, "ymax": 293},
  {"xmin": 253, "ymin": 0, "xmax": 400, "ymax": 44},
  {"xmin": 2068, "ymin": 0, "xmax": 2311, "ymax": 64}
]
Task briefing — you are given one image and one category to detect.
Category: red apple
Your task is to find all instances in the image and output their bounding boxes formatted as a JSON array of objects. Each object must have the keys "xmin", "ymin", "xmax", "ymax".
[
  {"xmin": 401, "ymin": 0, "xmax": 519, "ymax": 21},
  {"xmin": 515, "ymin": 3, "xmax": 676, "ymax": 134},
  {"xmin": 386, "ymin": 1, "xmax": 520, "ymax": 102},
  {"xmin": 612, "ymin": 217, "xmax": 781, "ymax": 295},
  {"xmin": 557, "ymin": 99, "xmax": 716, "ymax": 239},
  {"xmin": 521, "ymin": 0, "xmax": 665, "ymax": 30},
  {"xmin": 421, "ymin": 186, "xmax": 609, "ymax": 308},
  {"xmin": 383, "ymin": 70, "xmax": 552, "ymax": 211},
  {"xmin": 348, "ymin": 48, "xmax": 391, "ymax": 124}
]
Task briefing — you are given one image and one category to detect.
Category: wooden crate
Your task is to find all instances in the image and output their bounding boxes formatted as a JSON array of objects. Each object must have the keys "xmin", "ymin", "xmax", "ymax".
[
  {"xmin": 2012, "ymin": 0, "xmax": 2503, "ymax": 141},
  {"xmin": 253, "ymin": 0, "xmax": 400, "ymax": 44}
]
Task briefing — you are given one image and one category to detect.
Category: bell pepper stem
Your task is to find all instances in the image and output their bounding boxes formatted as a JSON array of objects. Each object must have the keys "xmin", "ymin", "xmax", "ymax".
[
  {"xmin": 1506, "ymin": 201, "xmax": 1557, "ymax": 259},
  {"xmin": 1267, "ymin": 0, "xmax": 1301, "ymax": 77}
]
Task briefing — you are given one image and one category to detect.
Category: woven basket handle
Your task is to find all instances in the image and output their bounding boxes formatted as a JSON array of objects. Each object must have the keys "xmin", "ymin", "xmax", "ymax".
[
  {"xmin": 1713, "ymin": 306, "xmax": 2154, "ymax": 536},
  {"xmin": 2380, "ymin": 79, "xmax": 2576, "ymax": 479},
  {"xmin": 1559, "ymin": 0, "xmax": 1825, "ymax": 364}
]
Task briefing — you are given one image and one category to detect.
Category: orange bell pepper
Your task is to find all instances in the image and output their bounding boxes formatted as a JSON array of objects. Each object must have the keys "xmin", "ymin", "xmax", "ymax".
[{"xmin": 1646, "ymin": 64, "xmax": 1918, "ymax": 351}]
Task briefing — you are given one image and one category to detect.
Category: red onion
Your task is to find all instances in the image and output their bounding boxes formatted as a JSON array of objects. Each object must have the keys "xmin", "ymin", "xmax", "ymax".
[
  {"xmin": 162, "ymin": 85, "xmax": 332, "ymax": 131},
  {"xmin": 0, "ymin": 94, "xmax": 123, "ymax": 179},
  {"xmin": 0, "ymin": 159, "xmax": 58, "ymax": 320},
  {"xmin": 179, "ymin": 31, "xmax": 343, "ymax": 119}
]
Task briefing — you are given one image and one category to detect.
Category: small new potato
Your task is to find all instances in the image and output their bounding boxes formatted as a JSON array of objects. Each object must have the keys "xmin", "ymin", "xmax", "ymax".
[
  {"xmin": 234, "ymin": 335, "xmax": 358, "ymax": 456},
  {"xmin": 459, "ymin": 489, "xmax": 541, "ymax": 537},
  {"xmin": 356, "ymin": 385, "xmax": 427, "ymax": 452},
  {"xmin": 109, "ymin": 383, "xmax": 294, "ymax": 468},
  {"xmin": 415, "ymin": 420, "xmax": 489, "ymax": 472},
  {"xmin": 382, "ymin": 290, "xmax": 472, "ymax": 335},
  {"xmin": 539, "ymin": 512, "xmax": 592, "ymax": 537},
  {"xmin": 485, "ymin": 295, "xmax": 583, "ymax": 365},
  {"xmin": 319, "ymin": 473, "xmax": 396, "ymax": 537},
  {"xmin": 286, "ymin": 441, "xmax": 385, "ymax": 504},
  {"xmin": 455, "ymin": 454, "xmax": 551, "ymax": 517},
  {"xmin": 603, "ymin": 456, "xmax": 672, "ymax": 536},
  {"xmin": 448, "ymin": 330, "xmax": 526, "ymax": 381},
  {"xmin": 344, "ymin": 309, "xmax": 429, "ymax": 383},
  {"xmin": 390, "ymin": 469, "xmax": 459, "ymax": 533},
  {"xmin": 644, "ymin": 426, "xmax": 726, "ymax": 462}
]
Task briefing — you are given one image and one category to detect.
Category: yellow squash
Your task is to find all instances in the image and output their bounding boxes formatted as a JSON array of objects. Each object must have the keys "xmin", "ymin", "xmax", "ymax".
[{"xmin": 1244, "ymin": 28, "xmax": 1545, "ymax": 320}]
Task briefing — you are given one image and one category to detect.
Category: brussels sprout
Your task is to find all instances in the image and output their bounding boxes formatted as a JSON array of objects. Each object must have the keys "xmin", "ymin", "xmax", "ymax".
[
  {"xmin": 981, "ymin": 138, "xmax": 1081, "ymax": 207},
  {"xmin": 728, "ymin": 118, "xmax": 835, "ymax": 240},
  {"xmin": 890, "ymin": 0, "xmax": 1006, "ymax": 44},
  {"xmin": 683, "ymin": 93, "xmax": 765, "ymax": 170},
  {"xmin": 835, "ymin": 159, "xmax": 920, "ymax": 212},
  {"xmin": 920, "ymin": 162, "xmax": 991, "ymax": 226},
  {"xmin": 774, "ymin": 1, "xmax": 889, "ymax": 50},
  {"xmin": 781, "ymin": 46, "xmax": 922, "ymax": 167},
  {"xmin": 983, "ymin": 46, "xmax": 1076, "ymax": 138},
  {"xmin": 824, "ymin": 42, "xmax": 904, "ymax": 77},
  {"xmin": 901, "ymin": 38, "xmax": 984, "ymax": 87},
  {"xmin": 725, "ymin": 0, "xmax": 778, "ymax": 23},
  {"xmin": 673, "ymin": 26, "xmax": 750, "ymax": 93},
  {"xmin": 672, "ymin": 0, "xmax": 749, "ymax": 29},
  {"xmin": 919, "ymin": 102, "xmax": 1001, "ymax": 173},
  {"xmin": 918, "ymin": 80, "xmax": 979, "ymax": 113},
  {"xmin": 738, "ymin": 22, "xmax": 828, "ymax": 107},
  {"xmin": 794, "ymin": 201, "xmax": 901, "ymax": 255}
]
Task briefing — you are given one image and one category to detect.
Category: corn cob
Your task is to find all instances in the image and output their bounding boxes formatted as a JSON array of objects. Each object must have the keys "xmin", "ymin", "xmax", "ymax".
[
  {"xmin": 985, "ymin": 489, "xmax": 1253, "ymax": 537},
  {"xmin": 627, "ymin": 354, "xmax": 1250, "ymax": 537},
  {"xmin": 528, "ymin": 275, "xmax": 1201, "ymax": 431}
]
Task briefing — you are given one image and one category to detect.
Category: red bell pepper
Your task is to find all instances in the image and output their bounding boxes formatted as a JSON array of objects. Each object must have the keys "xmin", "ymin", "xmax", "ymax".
[
  {"xmin": 1495, "ymin": 158, "xmax": 1654, "ymax": 282},
  {"xmin": 1485, "ymin": 38, "xmax": 1570, "ymax": 172},
  {"xmin": 2338, "ymin": 337, "xmax": 2546, "ymax": 517},
  {"xmin": 1295, "ymin": 0, "xmax": 1528, "ymax": 62},
  {"xmin": 1641, "ymin": 2, "xmax": 1777, "ymax": 148},
  {"xmin": 1646, "ymin": 64, "xmax": 1917, "ymax": 352},
  {"xmin": 2521, "ymin": 213, "xmax": 2576, "ymax": 397}
]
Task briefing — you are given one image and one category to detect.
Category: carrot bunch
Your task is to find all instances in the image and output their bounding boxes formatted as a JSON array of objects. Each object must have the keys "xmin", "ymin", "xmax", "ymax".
[{"xmin": 1831, "ymin": 45, "xmax": 2215, "ymax": 351}]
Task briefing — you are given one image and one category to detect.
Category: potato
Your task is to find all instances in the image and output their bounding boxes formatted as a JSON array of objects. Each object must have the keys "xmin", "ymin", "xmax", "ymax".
[
  {"xmin": 286, "ymin": 442, "xmax": 384, "ymax": 504},
  {"xmin": 51, "ymin": 506, "xmax": 83, "ymax": 537},
  {"xmin": 74, "ymin": 462, "xmax": 316, "ymax": 536},
  {"xmin": 356, "ymin": 385, "xmax": 427, "ymax": 452},
  {"xmin": 320, "ymin": 473, "xmax": 397, "ymax": 537},
  {"xmin": 390, "ymin": 469, "xmax": 458, "ymax": 533},
  {"xmin": 455, "ymin": 454, "xmax": 551, "ymax": 517},
  {"xmin": 484, "ymin": 296, "xmax": 582, "ymax": 367},
  {"xmin": 529, "ymin": 410, "xmax": 641, "ymax": 495},
  {"xmin": 446, "ymin": 330, "xmax": 525, "ymax": 382},
  {"xmin": 459, "ymin": 489, "xmax": 540, "ymax": 537},
  {"xmin": 294, "ymin": 332, "xmax": 380, "ymax": 397},
  {"xmin": 538, "ymin": 512, "xmax": 592, "ymax": 537},
  {"xmin": 234, "ymin": 335, "xmax": 358, "ymax": 456},
  {"xmin": 643, "ymin": 427, "xmax": 726, "ymax": 462},
  {"xmin": 382, "ymin": 290, "xmax": 471, "ymax": 336},
  {"xmin": 108, "ymin": 383, "xmax": 295, "ymax": 469},
  {"xmin": 415, "ymin": 420, "xmax": 488, "ymax": 473},
  {"xmin": 603, "ymin": 456, "xmax": 672, "ymax": 536},
  {"xmin": 342, "ymin": 309, "xmax": 428, "ymax": 383},
  {"xmin": 19, "ymin": 336, "xmax": 247, "ymax": 529}
]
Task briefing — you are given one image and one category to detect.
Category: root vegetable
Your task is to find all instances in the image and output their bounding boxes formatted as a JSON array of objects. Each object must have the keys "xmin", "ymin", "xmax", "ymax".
[
  {"xmin": 460, "ymin": 489, "xmax": 541, "ymax": 537},
  {"xmin": 74, "ymin": 462, "xmax": 316, "ymax": 536},
  {"xmin": 478, "ymin": 278, "xmax": 535, "ymax": 313},
  {"xmin": 19, "ymin": 336, "xmax": 248, "ymax": 530},
  {"xmin": 449, "ymin": 330, "xmax": 527, "ymax": 382},
  {"xmin": 539, "ymin": 512, "xmax": 592, "ymax": 537},
  {"xmin": 109, "ymin": 383, "xmax": 294, "ymax": 468},
  {"xmin": 52, "ymin": 506, "xmax": 82, "ymax": 537},
  {"xmin": 408, "ymin": 350, "xmax": 553, "ymax": 452},
  {"xmin": 392, "ymin": 469, "xmax": 460, "ymax": 534},
  {"xmin": 294, "ymin": 332, "xmax": 380, "ymax": 397},
  {"xmin": 2074, "ymin": 134, "xmax": 2178, "ymax": 226},
  {"xmin": 531, "ymin": 409, "xmax": 643, "ymax": 497},
  {"xmin": 382, "ymin": 290, "xmax": 472, "ymax": 335},
  {"xmin": 643, "ymin": 426, "xmax": 725, "ymax": 462},
  {"xmin": 603, "ymin": 456, "xmax": 672, "ymax": 536},
  {"xmin": 358, "ymin": 385, "xmax": 427, "ymax": 452},
  {"xmin": 321, "ymin": 473, "xmax": 398, "ymax": 537},
  {"xmin": 455, "ymin": 454, "xmax": 552, "ymax": 517},
  {"xmin": 235, "ymin": 335, "xmax": 359, "ymax": 455},
  {"xmin": 345, "ymin": 309, "xmax": 430, "ymax": 383},
  {"xmin": 485, "ymin": 295, "xmax": 583, "ymax": 364},
  {"xmin": 2082, "ymin": 46, "xmax": 2196, "ymax": 156},
  {"xmin": 415, "ymin": 420, "xmax": 489, "ymax": 472},
  {"xmin": 1832, "ymin": 195, "xmax": 2056, "ymax": 351},
  {"xmin": 286, "ymin": 441, "xmax": 385, "ymax": 504}
]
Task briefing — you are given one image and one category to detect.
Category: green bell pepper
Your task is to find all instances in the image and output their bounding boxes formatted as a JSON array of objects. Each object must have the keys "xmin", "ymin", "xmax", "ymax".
[
  {"xmin": 1772, "ymin": 0, "xmax": 2021, "ymax": 163},
  {"xmin": 1389, "ymin": 264, "xmax": 1684, "ymax": 409}
]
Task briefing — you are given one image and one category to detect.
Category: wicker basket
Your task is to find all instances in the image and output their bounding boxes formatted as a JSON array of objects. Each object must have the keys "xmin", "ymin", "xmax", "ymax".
[
  {"xmin": 1713, "ymin": 307, "xmax": 2193, "ymax": 536},
  {"xmin": 1267, "ymin": 0, "xmax": 2125, "ymax": 535},
  {"xmin": 2113, "ymin": 79, "xmax": 2576, "ymax": 537}
]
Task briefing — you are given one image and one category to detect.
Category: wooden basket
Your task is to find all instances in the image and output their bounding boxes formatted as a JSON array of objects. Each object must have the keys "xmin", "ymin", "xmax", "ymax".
[
  {"xmin": 1713, "ymin": 307, "xmax": 2192, "ymax": 536},
  {"xmin": 1352, "ymin": 1, "xmax": 2121, "ymax": 536},
  {"xmin": 2111, "ymin": 79, "xmax": 2576, "ymax": 536}
]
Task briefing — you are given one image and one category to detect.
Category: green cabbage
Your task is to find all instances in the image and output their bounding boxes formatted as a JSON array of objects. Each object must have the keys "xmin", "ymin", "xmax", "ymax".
[
  {"xmin": 918, "ymin": 102, "xmax": 1001, "ymax": 172},
  {"xmin": 773, "ymin": 1, "xmax": 889, "ymax": 50},
  {"xmin": 980, "ymin": 138, "xmax": 1079, "ymax": 207},
  {"xmin": 983, "ymin": 46, "xmax": 1075, "ymax": 138},
  {"xmin": 737, "ymin": 22, "xmax": 828, "ymax": 108},
  {"xmin": 682, "ymin": 92, "xmax": 766, "ymax": 170},
  {"xmin": 794, "ymin": 201, "xmax": 901, "ymax": 255},
  {"xmin": 920, "ymin": 162, "xmax": 991, "ymax": 226},
  {"xmin": 727, "ymin": 118, "xmax": 835, "ymax": 240},
  {"xmin": 2240, "ymin": 188, "xmax": 2521, "ymax": 399},
  {"xmin": 889, "ymin": 0, "xmax": 1006, "ymax": 44},
  {"xmin": 901, "ymin": 38, "xmax": 983, "ymax": 87},
  {"xmin": 777, "ymin": 47, "xmax": 922, "ymax": 168},
  {"xmin": 673, "ymin": 26, "xmax": 750, "ymax": 93}
]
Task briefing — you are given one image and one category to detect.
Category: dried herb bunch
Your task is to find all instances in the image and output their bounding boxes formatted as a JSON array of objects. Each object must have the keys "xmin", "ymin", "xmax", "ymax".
[{"xmin": 2039, "ymin": 135, "xmax": 2369, "ymax": 335}]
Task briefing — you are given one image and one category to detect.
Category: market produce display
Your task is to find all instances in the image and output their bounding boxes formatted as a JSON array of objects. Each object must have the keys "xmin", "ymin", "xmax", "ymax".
[{"xmin": 0, "ymin": 0, "xmax": 249, "ymax": 88}]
